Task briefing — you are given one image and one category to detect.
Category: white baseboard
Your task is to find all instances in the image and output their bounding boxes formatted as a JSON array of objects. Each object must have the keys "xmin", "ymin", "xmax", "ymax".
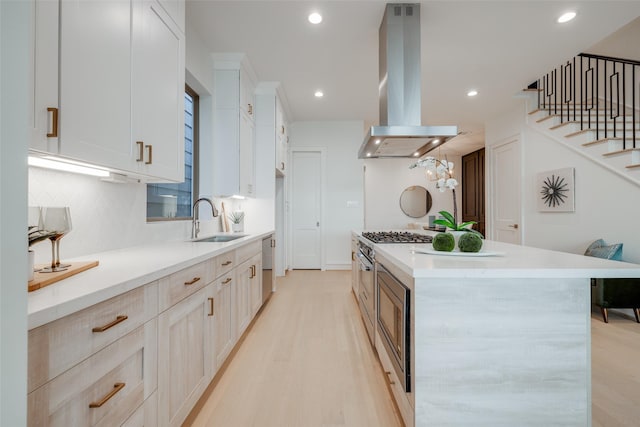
[{"xmin": 323, "ymin": 264, "xmax": 351, "ymax": 271}]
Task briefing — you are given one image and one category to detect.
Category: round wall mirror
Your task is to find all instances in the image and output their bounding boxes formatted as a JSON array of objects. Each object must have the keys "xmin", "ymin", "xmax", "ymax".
[{"xmin": 399, "ymin": 186, "xmax": 432, "ymax": 218}]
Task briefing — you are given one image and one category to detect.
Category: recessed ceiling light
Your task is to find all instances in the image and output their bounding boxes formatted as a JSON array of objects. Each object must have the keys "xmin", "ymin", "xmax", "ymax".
[
  {"xmin": 375, "ymin": 139, "xmax": 381, "ymax": 145},
  {"xmin": 314, "ymin": 90, "xmax": 324, "ymax": 98},
  {"xmin": 413, "ymin": 152, "xmax": 420, "ymax": 157},
  {"xmin": 308, "ymin": 12, "xmax": 322, "ymax": 24},
  {"xmin": 467, "ymin": 90, "xmax": 478, "ymax": 97},
  {"xmin": 557, "ymin": 11, "xmax": 576, "ymax": 23},
  {"xmin": 432, "ymin": 138, "xmax": 440, "ymax": 144},
  {"xmin": 366, "ymin": 152, "xmax": 372, "ymax": 157}
]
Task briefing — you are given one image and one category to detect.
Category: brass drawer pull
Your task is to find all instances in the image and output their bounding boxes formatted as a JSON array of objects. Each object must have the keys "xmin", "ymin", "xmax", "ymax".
[
  {"xmin": 92, "ymin": 315, "xmax": 128, "ymax": 333},
  {"xmin": 89, "ymin": 382, "xmax": 125, "ymax": 408},
  {"xmin": 221, "ymin": 260, "xmax": 232, "ymax": 266},
  {"xmin": 184, "ymin": 277, "xmax": 201, "ymax": 286},
  {"xmin": 47, "ymin": 107, "xmax": 58, "ymax": 137},
  {"xmin": 136, "ymin": 141, "xmax": 144, "ymax": 162},
  {"xmin": 145, "ymin": 144, "xmax": 153, "ymax": 165},
  {"xmin": 222, "ymin": 278, "xmax": 232, "ymax": 285},
  {"xmin": 208, "ymin": 297, "xmax": 214, "ymax": 316},
  {"xmin": 249, "ymin": 265, "xmax": 255, "ymax": 278},
  {"xmin": 385, "ymin": 371, "xmax": 395, "ymax": 385}
]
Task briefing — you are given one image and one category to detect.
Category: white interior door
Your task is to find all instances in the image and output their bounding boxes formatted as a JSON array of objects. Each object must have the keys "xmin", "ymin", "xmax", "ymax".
[
  {"xmin": 491, "ymin": 136, "xmax": 522, "ymax": 244},
  {"xmin": 291, "ymin": 151, "xmax": 322, "ymax": 269}
]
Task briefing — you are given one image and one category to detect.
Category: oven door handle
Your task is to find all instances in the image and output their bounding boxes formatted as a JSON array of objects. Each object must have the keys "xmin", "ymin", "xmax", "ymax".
[{"xmin": 357, "ymin": 252, "xmax": 373, "ymax": 271}]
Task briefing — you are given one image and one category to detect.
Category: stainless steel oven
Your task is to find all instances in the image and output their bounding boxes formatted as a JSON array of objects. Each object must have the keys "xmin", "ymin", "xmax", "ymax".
[
  {"xmin": 377, "ymin": 263, "xmax": 411, "ymax": 392},
  {"xmin": 357, "ymin": 239, "xmax": 375, "ymax": 345}
]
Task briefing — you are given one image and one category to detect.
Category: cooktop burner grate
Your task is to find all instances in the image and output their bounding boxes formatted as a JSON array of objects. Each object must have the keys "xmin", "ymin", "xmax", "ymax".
[{"xmin": 362, "ymin": 231, "xmax": 433, "ymax": 244}]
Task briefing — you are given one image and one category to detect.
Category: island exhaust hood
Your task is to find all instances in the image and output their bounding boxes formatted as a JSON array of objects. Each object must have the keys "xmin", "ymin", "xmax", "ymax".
[{"xmin": 358, "ymin": 3, "xmax": 458, "ymax": 159}]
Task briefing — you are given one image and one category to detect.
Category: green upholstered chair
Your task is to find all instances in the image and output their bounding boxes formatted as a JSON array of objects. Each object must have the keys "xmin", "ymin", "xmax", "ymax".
[{"xmin": 586, "ymin": 239, "xmax": 640, "ymax": 323}]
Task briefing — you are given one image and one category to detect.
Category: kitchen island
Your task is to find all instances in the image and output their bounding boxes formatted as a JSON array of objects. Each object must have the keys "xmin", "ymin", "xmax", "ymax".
[{"xmin": 357, "ymin": 232, "xmax": 640, "ymax": 427}]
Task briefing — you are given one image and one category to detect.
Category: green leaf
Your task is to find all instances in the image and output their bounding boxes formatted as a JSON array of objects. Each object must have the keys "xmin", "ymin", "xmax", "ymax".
[
  {"xmin": 458, "ymin": 221, "xmax": 477, "ymax": 229},
  {"xmin": 438, "ymin": 211, "xmax": 456, "ymax": 226}
]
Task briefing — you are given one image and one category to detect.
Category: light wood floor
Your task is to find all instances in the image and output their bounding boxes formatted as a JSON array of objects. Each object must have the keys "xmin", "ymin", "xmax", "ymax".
[
  {"xmin": 185, "ymin": 270, "xmax": 640, "ymax": 427},
  {"xmin": 186, "ymin": 270, "xmax": 402, "ymax": 427},
  {"xmin": 592, "ymin": 307, "xmax": 640, "ymax": 427}
]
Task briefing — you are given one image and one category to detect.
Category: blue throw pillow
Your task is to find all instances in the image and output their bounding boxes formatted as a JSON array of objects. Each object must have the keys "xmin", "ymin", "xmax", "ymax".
[{"xmin": 584, "ymin": 239, "xmax": 623, "ymax": 261}]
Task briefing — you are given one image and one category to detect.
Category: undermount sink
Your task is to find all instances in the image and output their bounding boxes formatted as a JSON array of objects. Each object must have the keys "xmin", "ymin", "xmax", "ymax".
[{"xmin": 194, "ymin": 234, "xmax": 245, "ymax": 243}]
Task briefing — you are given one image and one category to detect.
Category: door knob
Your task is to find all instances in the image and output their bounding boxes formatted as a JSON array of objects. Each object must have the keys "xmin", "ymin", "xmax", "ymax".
[{"xmin": 508, "ymin": 224, "xmax": 519, "ymax": 229}]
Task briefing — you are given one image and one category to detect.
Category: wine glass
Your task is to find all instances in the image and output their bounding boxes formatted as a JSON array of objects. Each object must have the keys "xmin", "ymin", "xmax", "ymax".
[{"xmin": 40, "ymin": 207, "xmax": 72, "ymax": 273}]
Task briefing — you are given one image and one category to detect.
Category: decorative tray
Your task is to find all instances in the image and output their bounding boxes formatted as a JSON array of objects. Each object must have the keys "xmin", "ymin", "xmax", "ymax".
[{"xmin": 413, "ymin": 248, "xmax": 504, "ymax": 257}]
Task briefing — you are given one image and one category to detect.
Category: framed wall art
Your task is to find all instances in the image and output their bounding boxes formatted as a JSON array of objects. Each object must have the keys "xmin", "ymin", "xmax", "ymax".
[{"xmin": 536, "ymin": 167, "xmax": 575, "ymax": 212}]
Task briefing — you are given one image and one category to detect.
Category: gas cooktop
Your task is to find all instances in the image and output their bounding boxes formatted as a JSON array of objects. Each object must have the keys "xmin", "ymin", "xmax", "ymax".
[{"xmin": 362, "ymin": 231, "xmax": 433, "ymax": 244}]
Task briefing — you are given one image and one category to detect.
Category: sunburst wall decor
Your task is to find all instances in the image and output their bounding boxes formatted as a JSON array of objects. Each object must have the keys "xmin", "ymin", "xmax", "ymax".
[{"xmin": 536, "ymin": 168, "xmax": 575, "ymax": 212}]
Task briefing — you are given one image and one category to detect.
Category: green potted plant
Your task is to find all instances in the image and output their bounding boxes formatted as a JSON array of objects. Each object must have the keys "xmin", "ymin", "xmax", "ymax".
[{"xmin": 228, "ymin": 211, "xmax": 245, "ymax": 233}]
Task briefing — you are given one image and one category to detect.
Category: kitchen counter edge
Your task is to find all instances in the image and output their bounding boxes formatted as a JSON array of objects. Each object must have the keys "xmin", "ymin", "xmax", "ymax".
[{"xmin": 28, "ymin": 231, "xmax": 275, "ymax": 330}]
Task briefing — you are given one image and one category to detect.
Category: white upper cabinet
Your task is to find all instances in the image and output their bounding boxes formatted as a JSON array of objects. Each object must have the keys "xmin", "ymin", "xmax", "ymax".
[
  {"xmin": 29, "ymin": 0, "xmax": 185, "ymax": 183},
  {"xmin": 213, "ymin": 60, "xmax": 256, "ymax": 197},
  {"xmin": 275, "ymin": 97, "xmax": 288, "ymax": 174},
  {"xmin": 132, "ymin": 0, "xmax": 185, "ymax": 182},
  {"xmin": 29, "ymin": 0, "xmax": 59, "ymax": 154},
  {"xmin": 58, "ymin": 0, "xmax": 133, "ymax": 170}
]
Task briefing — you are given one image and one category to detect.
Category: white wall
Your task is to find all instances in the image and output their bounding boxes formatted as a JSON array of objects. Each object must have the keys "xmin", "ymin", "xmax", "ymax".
[
  {"xmin": 486, "ymin": 103, "xmax": 640, "ymax": 265},
  {"xmin": 289, "ymin": 121, "xmax": 364, "ymax": 269},
  {"xmin": 1, "ymin": 0, "xmax": 29, "ymax": 423},
  {"xmin": 364, "ymin": 157, "xmax": 463, "ymax": 230}
]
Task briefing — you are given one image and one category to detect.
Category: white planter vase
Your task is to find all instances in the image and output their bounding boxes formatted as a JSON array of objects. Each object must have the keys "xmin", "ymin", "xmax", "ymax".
[
  {"xmin": 232, "ymin": 223, "xmax": 243, "ymax": 233},
  {"xmin": 28, "ymin": 250, "xmax": 35, "ymax": 281}
]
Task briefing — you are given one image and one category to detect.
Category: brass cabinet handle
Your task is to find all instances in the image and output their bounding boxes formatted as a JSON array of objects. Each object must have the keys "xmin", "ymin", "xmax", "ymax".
[
  {"xmin": 221, "ymin": 260, "xmax": 232, "ymax": 266},
  {"xmin": 47, "ymin": 107, "xmax": 58, "ymax": 137},
  {"xmin": 281, "ymin": 162, "xmax": 285, "ymax": 170},
  {"xmin": 136, "ymin": 141, "xmax": 144, "ymax": 162},
  {"xmin": 92, "ymin": 315, "xmax": 128, "ymax": 333},
  {"xmin": 208, "ymin": 297, "xmax": 214, "ymax": 316},
  {"xmin": 249, "ymin": 265, "xmax": 255, "ymax": 278},
  {"xmin": 248, "ymin": 104, "xmax": 253, "ymax": 115},
  {"xmin": 184, "ymin": 277, "xmax": 201, "ymax": 286},
  {"xmin": 145, "ymin": 144, "xmax": 153, "ymax": 164},
  {"xmin": 222, "ymin": 277, "xmax": 232, "ymax": 285},
  {"xmin": 271, "ymin": 239, "xmax": 276, "ymax": 248},
  {"xmin": 89, "ymin": 382, "xmax": 125, "ymax": 408}
]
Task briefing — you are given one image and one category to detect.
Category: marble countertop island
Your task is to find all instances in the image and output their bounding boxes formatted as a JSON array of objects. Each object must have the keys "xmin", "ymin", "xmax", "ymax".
[{"xmin": 354, "ymin": 231, "xmax": 640, "ymax": 427}]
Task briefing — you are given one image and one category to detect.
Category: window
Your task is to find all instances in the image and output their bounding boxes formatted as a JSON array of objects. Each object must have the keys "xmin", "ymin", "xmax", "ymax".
[{"xmin": 146, "ymin": 85, "xmax": 199, "ymax": 220}]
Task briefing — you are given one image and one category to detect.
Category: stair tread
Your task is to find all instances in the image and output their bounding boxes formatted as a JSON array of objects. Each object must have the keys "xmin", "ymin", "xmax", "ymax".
[
  {"xmin": 550, "ymin": 121, "xmax": 640, "ymax": 130},
  {"xmin": 565, "ymin": 129, "xmax": 640, "ymax": 138},
  {"xmin": 603, "ymin": 148, "xmax": 640, "ymax": 157},
  {"xmin": 626, "ymin": 164, "xmax": 640, "ymax": 170}
]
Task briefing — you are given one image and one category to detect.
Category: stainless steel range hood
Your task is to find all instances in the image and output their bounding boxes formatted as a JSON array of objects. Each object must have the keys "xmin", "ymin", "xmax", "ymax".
[{"xmin": 358, "ymin": 3, "xmax": 458, "ymax": 159}]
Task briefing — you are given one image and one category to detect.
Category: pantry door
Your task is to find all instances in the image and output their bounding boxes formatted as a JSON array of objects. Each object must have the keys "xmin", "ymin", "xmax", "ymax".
[{"xmin": 291, "ymin": 149, "xmax": 324, "ymax": 269}]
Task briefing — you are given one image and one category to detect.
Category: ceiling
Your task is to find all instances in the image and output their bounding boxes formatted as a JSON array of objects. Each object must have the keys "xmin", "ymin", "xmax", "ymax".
[{"xmin": 186, "ymin": 1, "xmax": 640, "ymax": 156}]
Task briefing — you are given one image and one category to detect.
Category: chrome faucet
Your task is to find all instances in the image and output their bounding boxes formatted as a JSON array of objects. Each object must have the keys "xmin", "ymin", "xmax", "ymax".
[{"xmin": 192, "ymin": 197, "xmax": 219, "ymax": 239}]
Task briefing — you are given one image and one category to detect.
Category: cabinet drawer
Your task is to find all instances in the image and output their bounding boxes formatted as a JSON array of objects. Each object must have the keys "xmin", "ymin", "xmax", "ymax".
[
  {"xmin": 28, "ymin": 320, "xmax": 158, "ymax": 427},
  {"xmin": 212, "ymin": 250, "xmax": 235, "ymax": 279},
  {"xmin": 235, "ymin": 240, "xmax": 261, "ymax": 265},
  {"xmin": 122, "ymin": 391, "xmax": 157, "ymax": 427},
  {"xmin": 159, "ymin": 260, "xmax": 212, "ymax": 312},
  {"xmin": 29, "ymin": 283, "xmax": 158, "ymax": 393}
]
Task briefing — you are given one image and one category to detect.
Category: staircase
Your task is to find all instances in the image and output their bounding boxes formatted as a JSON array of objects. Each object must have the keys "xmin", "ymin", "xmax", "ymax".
[{"xmin": 524, "ymin": 53, "xmax": 640, "ymax": 186}]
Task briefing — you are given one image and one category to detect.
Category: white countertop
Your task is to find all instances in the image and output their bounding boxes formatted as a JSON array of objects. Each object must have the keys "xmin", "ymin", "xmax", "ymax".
[
  {"xmin": 355, "ymin": 231, "xmax": 640, "ymax": 279},
  {"xmin": 28, "ymin": 231, "xmax": 274, "ymax": 330}
]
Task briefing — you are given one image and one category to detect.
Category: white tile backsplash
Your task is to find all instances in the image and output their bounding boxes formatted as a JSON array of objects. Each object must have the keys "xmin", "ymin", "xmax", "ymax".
[{"xmin": 28, "ymin": 167, "xmax": 223, "ymax": 264}]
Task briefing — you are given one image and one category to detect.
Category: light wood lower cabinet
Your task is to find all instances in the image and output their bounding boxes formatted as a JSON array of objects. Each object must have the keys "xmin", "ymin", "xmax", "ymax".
[
  {"xmin": 249, "ymin": 254, "xmax": 263, "ymax": 317},
  {"xmin": 28, "ymin": 239, "xmax": 265, "ymax": 427},
  {"xmin": 215, "ymin": 271, "xmax": 236, "ymax": 367},
  {"xmin": 236, "ymin": 258, "xmax": 253, "ymax": 338},
  {"xmin": 157, "ymin": 285, "xmax": 216, "ymax": 427},
  {"xmin": 28, "ymin": 320, "xmax": 157, "ymax": 427}
]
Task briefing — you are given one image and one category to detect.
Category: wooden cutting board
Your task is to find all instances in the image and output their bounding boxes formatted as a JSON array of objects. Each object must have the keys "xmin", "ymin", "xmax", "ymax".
[{"xmin": 28, "ymin": 261, "xmax": 99, "ymax": 292}]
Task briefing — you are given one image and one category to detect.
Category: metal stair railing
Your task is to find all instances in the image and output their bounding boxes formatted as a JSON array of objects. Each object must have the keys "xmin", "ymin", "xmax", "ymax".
[{"xmin": 532, "ymin": 53, "xmax": 640, "ymax": 150}]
